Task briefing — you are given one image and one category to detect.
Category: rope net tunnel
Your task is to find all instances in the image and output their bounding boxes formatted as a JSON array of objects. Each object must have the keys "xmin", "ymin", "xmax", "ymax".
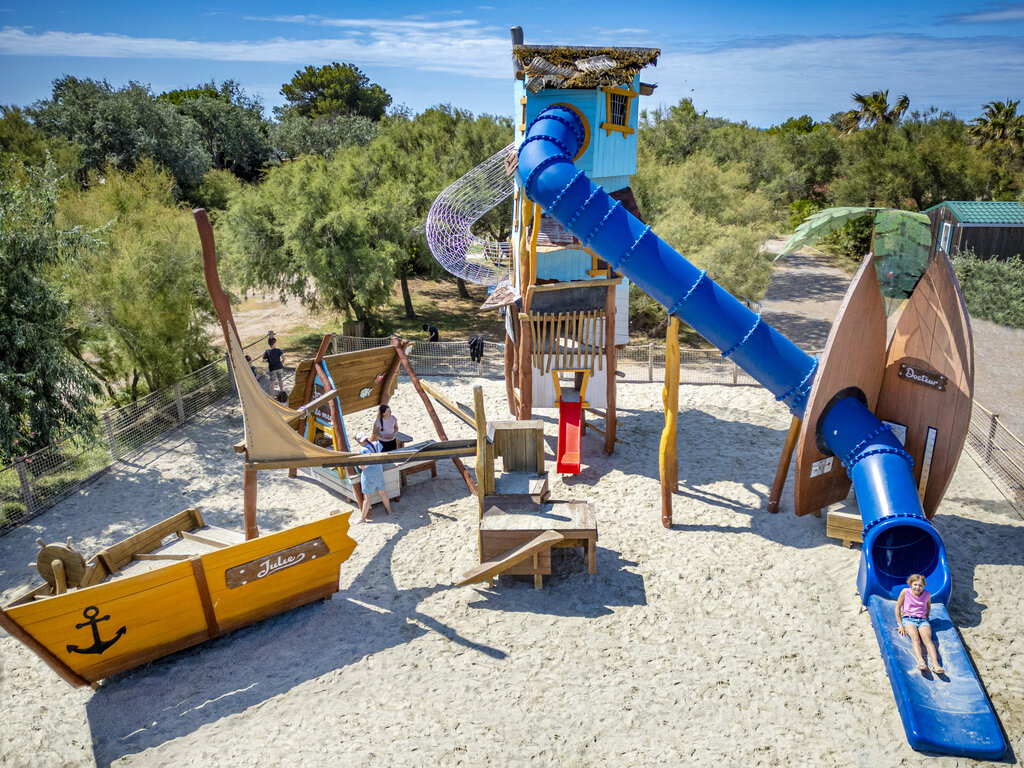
[{"xmin": 425, "ymin": 142, "xmax": 516, "ymax": 286}]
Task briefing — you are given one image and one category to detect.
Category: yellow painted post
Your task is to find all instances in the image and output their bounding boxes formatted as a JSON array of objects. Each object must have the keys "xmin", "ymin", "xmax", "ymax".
[{"xmin": 660, "ymin": 317, "xmax": 680, "ymax": 527}]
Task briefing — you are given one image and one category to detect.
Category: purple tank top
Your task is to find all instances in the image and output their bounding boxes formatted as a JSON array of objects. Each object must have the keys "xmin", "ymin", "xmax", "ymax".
[{"xmin": 902, "ymin": 588, "xmax": 930, "ymax": 618}]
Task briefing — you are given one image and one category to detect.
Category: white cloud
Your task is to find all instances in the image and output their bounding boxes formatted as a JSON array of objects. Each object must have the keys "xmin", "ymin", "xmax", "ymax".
[
  {"xmin": 944, "ymin": 3, "xmax": 1024, "ymax": 23},
  {"xmin": 242, "ymin": 15, "xmax": 481, "ymax": 31},
  {"xmin": 650, "ymin": 33, "xmax": 1024, "ymax": 125},
  {"xmin": 0, "ymin": 25, "xmax": 510, "ymax": 78}
]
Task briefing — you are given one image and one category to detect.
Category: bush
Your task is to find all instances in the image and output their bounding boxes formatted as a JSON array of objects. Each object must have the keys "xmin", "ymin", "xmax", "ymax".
[{"xmin": 953, "ymin": 249, "xmax": 1024, "ymax": 328}]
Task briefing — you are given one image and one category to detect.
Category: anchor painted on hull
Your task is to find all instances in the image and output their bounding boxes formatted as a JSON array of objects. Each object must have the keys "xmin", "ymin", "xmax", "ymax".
[{"xmin": 66, "ymin": 605, "xmax": 126, "ymax": 655}]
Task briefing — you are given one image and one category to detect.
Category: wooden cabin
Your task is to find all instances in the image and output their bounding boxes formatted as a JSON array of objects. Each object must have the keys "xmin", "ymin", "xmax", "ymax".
[{"xmin": 923, "ymin": 201, "xmax": 1024, "ymax": 260}]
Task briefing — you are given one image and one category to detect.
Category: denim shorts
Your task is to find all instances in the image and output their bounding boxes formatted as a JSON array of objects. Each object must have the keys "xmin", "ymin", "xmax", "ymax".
[{"xmin": 903, "ymin": 616, "xmax": 930, "ymax": 630}]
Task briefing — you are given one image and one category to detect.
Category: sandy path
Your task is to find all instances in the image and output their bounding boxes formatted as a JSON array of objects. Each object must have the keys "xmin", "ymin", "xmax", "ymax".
[
  {"xmin": 1, "ymin": 378, "xmax": 1022, "ymax": 767},
  {"xmin": 761, "ymin": 247, "xmax": 1024, "ymax": 438}
]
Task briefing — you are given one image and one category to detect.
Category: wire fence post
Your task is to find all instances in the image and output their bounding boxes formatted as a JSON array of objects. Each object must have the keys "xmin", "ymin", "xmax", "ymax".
[
  {"xmin": 102, "ymin": 411, "xmax": 119, "ymax": 461},
  {"xmin": 647, "ymin": 342, "xmax": 654, "ymax": 382},
  {"xmin": 174, "ymin": 384, "xmax": 186, "ymax": 425},
  {"xmin": 733, "ymin": 362, "xmax": 739, "ymax": 385},
  {"xmin": 14, "ymin": 457, "xmax": 35, "ymax": 516},
  {"xmin": 332, "ymin": 335, "xmax": 338, "ymax": 355},
  {"xmin": 985, "ymin": 413, "xmax": 1000, "ymax": 463}
]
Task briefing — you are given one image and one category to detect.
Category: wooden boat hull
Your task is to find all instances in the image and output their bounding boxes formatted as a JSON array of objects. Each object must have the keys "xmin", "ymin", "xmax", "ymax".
[{"xmin": 1, "ymin": 514, "xmax": 355, "ymax": 686}]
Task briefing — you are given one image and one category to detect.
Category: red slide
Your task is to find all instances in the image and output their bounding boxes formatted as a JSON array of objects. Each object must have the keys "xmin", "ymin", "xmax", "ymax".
[{"xmin": 556, "ymin": 398, "xmax": 583, "ymax": 474}]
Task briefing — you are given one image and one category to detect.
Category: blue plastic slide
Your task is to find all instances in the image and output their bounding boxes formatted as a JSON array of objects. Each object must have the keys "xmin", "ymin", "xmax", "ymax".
[
  {"xmin": 517, "ymin": 105, "xmax": 1005, "ymax": 759},
  {"xmin": 868, "ymin": 597, "xmax": 1006, "ymax": 759}
]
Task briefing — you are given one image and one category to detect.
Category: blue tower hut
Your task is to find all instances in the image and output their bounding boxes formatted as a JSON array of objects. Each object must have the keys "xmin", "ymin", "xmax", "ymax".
[{"xmin": 506, "ymin": 27, "xmax": 659, "ymax": 465}]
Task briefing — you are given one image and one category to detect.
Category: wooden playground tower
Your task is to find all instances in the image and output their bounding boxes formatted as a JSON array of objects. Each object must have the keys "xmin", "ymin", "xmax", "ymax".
[{"xmin": 502, "ymin": 31, "xmax": 661, "ymax": 471}]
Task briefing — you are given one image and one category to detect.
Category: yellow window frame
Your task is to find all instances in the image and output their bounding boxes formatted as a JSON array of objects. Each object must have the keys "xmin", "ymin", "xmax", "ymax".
[{"xmin": 600, "ymin": 86, "xmax": 637, "ymax": 137}]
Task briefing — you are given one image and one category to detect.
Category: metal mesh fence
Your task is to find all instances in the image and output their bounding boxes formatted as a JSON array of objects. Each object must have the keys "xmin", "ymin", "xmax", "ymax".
[
  {"xmin": 3, "ymin": 334, "xmax": 1022, "ymax": 537},
  {"xmin": 0, "ymin": 338, "xmax": 265, "ymax": 536},
  {"xmin": 965, "ymin": 402, "xmax": 1024, "ymax": 512}
]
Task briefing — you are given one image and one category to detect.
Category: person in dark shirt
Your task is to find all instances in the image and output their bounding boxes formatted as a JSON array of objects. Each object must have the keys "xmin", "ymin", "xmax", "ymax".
[
  {"xmin": 261, "ymin": 336, "xmax": 286, "ymax": 395},
  {"xmin": 422, "ymin": 323, "xmax": 439, "ymax": 342}
]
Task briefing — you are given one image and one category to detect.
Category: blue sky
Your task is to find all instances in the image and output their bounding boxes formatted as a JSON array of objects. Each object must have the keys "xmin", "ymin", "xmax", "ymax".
[{"xmin": 1, "ymin": 0, "xmax": 1023, "ymax": 127}]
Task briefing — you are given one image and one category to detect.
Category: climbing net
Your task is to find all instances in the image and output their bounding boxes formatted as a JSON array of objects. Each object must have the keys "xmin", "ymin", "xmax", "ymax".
[{"xmin": 425, "ymin": 142, "xmax": 516, "ymax": 286}]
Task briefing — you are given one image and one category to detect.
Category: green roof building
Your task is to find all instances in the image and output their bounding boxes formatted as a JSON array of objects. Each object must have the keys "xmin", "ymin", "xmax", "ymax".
[{"xmin": 923, "ymin": 201, "xmax": 1024, "ymax": 260}]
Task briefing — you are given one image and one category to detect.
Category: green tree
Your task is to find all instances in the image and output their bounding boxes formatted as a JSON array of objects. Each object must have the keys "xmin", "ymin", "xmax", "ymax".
[
  {"xmin": 278, "ymin": 62, "xmax": 391, "ymax": 121},
  {"xmin": 969, "ymin": 100, "xmax": 1024, "ymax": 146},
  {"xmin": 0, "ymin": 155, "xmax": 99, "ymax": 459},
  {"xmin": 219, "ymin": 153, "xmax": 397, "ymax": 331},
  {"xmin": 58, "ymin": 160, "xmax": 217, "ymax": 399},
  {"xmin": 29, "ymin": 76, "xmax": 210, "ymax": 194},
  {"xmin": 0, "ymin": 105, "xmax": 81, "ymax": 176},
  {"xmin": 968, "ymin": 100, "xmax": 1024, "ymax": 200},
  {"xmin": 272, "ymin": 112, "xmax": 380, "ymax": 159},
  {"xmin": 348, "ymin": 106, "xmax": 513, "ymax": 315},
  {"xmin": 159, "ymin": 80, "xmax": 273, "ymax": 182},
  {"xmin": 840, "ymin": 90, "xmax": 910, "ymax": 132}
]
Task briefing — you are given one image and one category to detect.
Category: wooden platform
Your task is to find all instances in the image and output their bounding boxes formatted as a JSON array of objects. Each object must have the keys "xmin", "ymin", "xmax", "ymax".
[
  {"xmin": 479, "ymin": 500, "xmax": 597, "ymax": 588},
  {"xmin": 826, "ymin": 509, "xmax": 864, "ymax": 548}
]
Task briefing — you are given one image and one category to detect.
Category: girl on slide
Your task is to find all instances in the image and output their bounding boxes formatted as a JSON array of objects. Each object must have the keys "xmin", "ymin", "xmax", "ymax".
[{"xmin": 896, "ymin": 574, "xmax": 945, "ymax": 675}]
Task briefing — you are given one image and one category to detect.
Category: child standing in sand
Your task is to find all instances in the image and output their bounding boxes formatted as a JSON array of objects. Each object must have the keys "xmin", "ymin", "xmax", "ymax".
[
  {"xmin": 896, "ymin": 574, "xmax": 945, "ymax": 675},
  {"xmin": 354, "ymin": 432, "xmax": 392, "ymax": 523}
]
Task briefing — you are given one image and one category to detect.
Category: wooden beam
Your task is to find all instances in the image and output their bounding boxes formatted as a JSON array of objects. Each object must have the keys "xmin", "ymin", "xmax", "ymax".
[
  {"xmin": 420, "ymin": 380, "xmax": 476, "ymax": 428},
  {"xmin": 243, "ymin": 466, "xmax": 259, "ymax": 540},
  {"xmin": 767, "ymin": 416, "xmax": 802, "ymax": 514},
  {"xmin": 604, "ymin": 283, "xmax": 617, "ymax": 455},
  {"xmin": 393, "ymin": 338, "xmax": 476, "ymax": 496}
]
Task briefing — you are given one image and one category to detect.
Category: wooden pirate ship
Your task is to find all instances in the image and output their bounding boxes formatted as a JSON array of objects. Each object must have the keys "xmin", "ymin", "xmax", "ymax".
[{"xmin": 0, "ymin": 508, "xmax": 356, "ymax": 688}]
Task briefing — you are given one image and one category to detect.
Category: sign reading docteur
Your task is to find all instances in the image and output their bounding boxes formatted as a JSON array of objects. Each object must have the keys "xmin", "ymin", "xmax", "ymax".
[
  {"xmin": 897, "ymin": 362, "xmax": 947, "ymax": 392},
  {"xmin": 225, "ymin": 537, "xmax": 330, "ymax": 588}
]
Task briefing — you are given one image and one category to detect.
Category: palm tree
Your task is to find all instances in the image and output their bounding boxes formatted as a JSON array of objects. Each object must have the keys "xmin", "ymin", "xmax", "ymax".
[
  {"xmin": 969, "ymin": 99, "xmax": 1023, "ymax": 147},
  {"xmin": 840, "ymin": 90, "xmax": 911, "ymax": 133}
]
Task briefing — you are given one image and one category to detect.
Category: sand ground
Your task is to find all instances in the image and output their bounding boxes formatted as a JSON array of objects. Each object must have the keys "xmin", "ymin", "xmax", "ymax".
[{"xmin": 1, "ymin": 377, "xmax": 1022, "ymax": 767}]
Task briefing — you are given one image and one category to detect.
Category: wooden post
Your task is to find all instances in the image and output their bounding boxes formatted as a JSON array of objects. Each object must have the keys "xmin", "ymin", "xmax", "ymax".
[
  {"xmin": 243, "ymin": 464, "xmax": 260, "ymax": 540},
  {"xmin": 473, "ymin": 385, "xmax": 489, "ymax": 521},
  {"xmin": 648, "ymin": 342, "xmax": 654, "ymax": 382},
  {"xmin": 660, "ymin": 318, "xmax": 680, "ymax": 527},
  {"xmin": 174, "ymin": 384, "xmax": 186, "ymax": 425},
  {"xmin": 519, "ymin": 315, "xmax": 533, "ymax": 420},
  {"xmin": 604, "ymin": 285, "xmax": 617, "ymax": 455},
  {"xmin": 393, "ymin": 338, "xmax": 476, "ymax": 496},
  {"xmin": 102, "ymin": 411, "xmax": 119, "ymax": 461},
  {"xmin": 13, "ymin": 457, "xmax": 35, "ymax": 517},
  {"xmin": 767, "ymin": 416, "xmax": 803, "ymax": 514},
  {"xmin": 985, "ymin": 413, "xmax": 1000, "ymax": 463},
  {"xmin": 503, "ymin": 330, "xmax": 517, "ymax": 416}
]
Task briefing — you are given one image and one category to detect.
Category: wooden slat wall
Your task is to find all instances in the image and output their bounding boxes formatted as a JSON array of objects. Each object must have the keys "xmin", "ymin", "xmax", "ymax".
[{"xmin": 529, "ymin": 311, "xmax": 605, "ymax": 373}]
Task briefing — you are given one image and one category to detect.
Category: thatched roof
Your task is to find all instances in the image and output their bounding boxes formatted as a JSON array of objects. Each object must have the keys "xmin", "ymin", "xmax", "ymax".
[{"xmin": 513, "ymin": 45, "xmax": 659, "ymax": 92}]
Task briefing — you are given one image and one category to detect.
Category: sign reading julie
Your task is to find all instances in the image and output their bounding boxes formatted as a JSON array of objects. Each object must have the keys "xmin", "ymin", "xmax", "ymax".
[
  {"xmin": 225, "ymin": 537, "xmax": 330, "ymax": 588},
  {"xmin": 897, "ymin": 362, "xmax": 947, "ymax": 392}
]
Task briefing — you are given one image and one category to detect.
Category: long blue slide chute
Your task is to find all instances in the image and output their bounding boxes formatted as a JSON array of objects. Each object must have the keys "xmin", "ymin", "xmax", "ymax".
[{"xmin": 517, "ymin": 105, "xmax": 1005, "ymax": 759}]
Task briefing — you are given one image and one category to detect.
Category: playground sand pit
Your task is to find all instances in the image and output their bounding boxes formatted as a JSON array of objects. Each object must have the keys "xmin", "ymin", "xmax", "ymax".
[{"xmin": 1, "ymin": 378, "xmax": 1022, "ymax": 767}]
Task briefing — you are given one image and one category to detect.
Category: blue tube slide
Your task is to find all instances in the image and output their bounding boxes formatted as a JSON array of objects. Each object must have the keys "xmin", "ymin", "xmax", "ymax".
[
  {"xmin": 519, "ymin": 106, "xmax": 1004, "ymax": 758},
  {"xmin": 517, "ymin": 104, "xmax": 939, "ymax": 602}
]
